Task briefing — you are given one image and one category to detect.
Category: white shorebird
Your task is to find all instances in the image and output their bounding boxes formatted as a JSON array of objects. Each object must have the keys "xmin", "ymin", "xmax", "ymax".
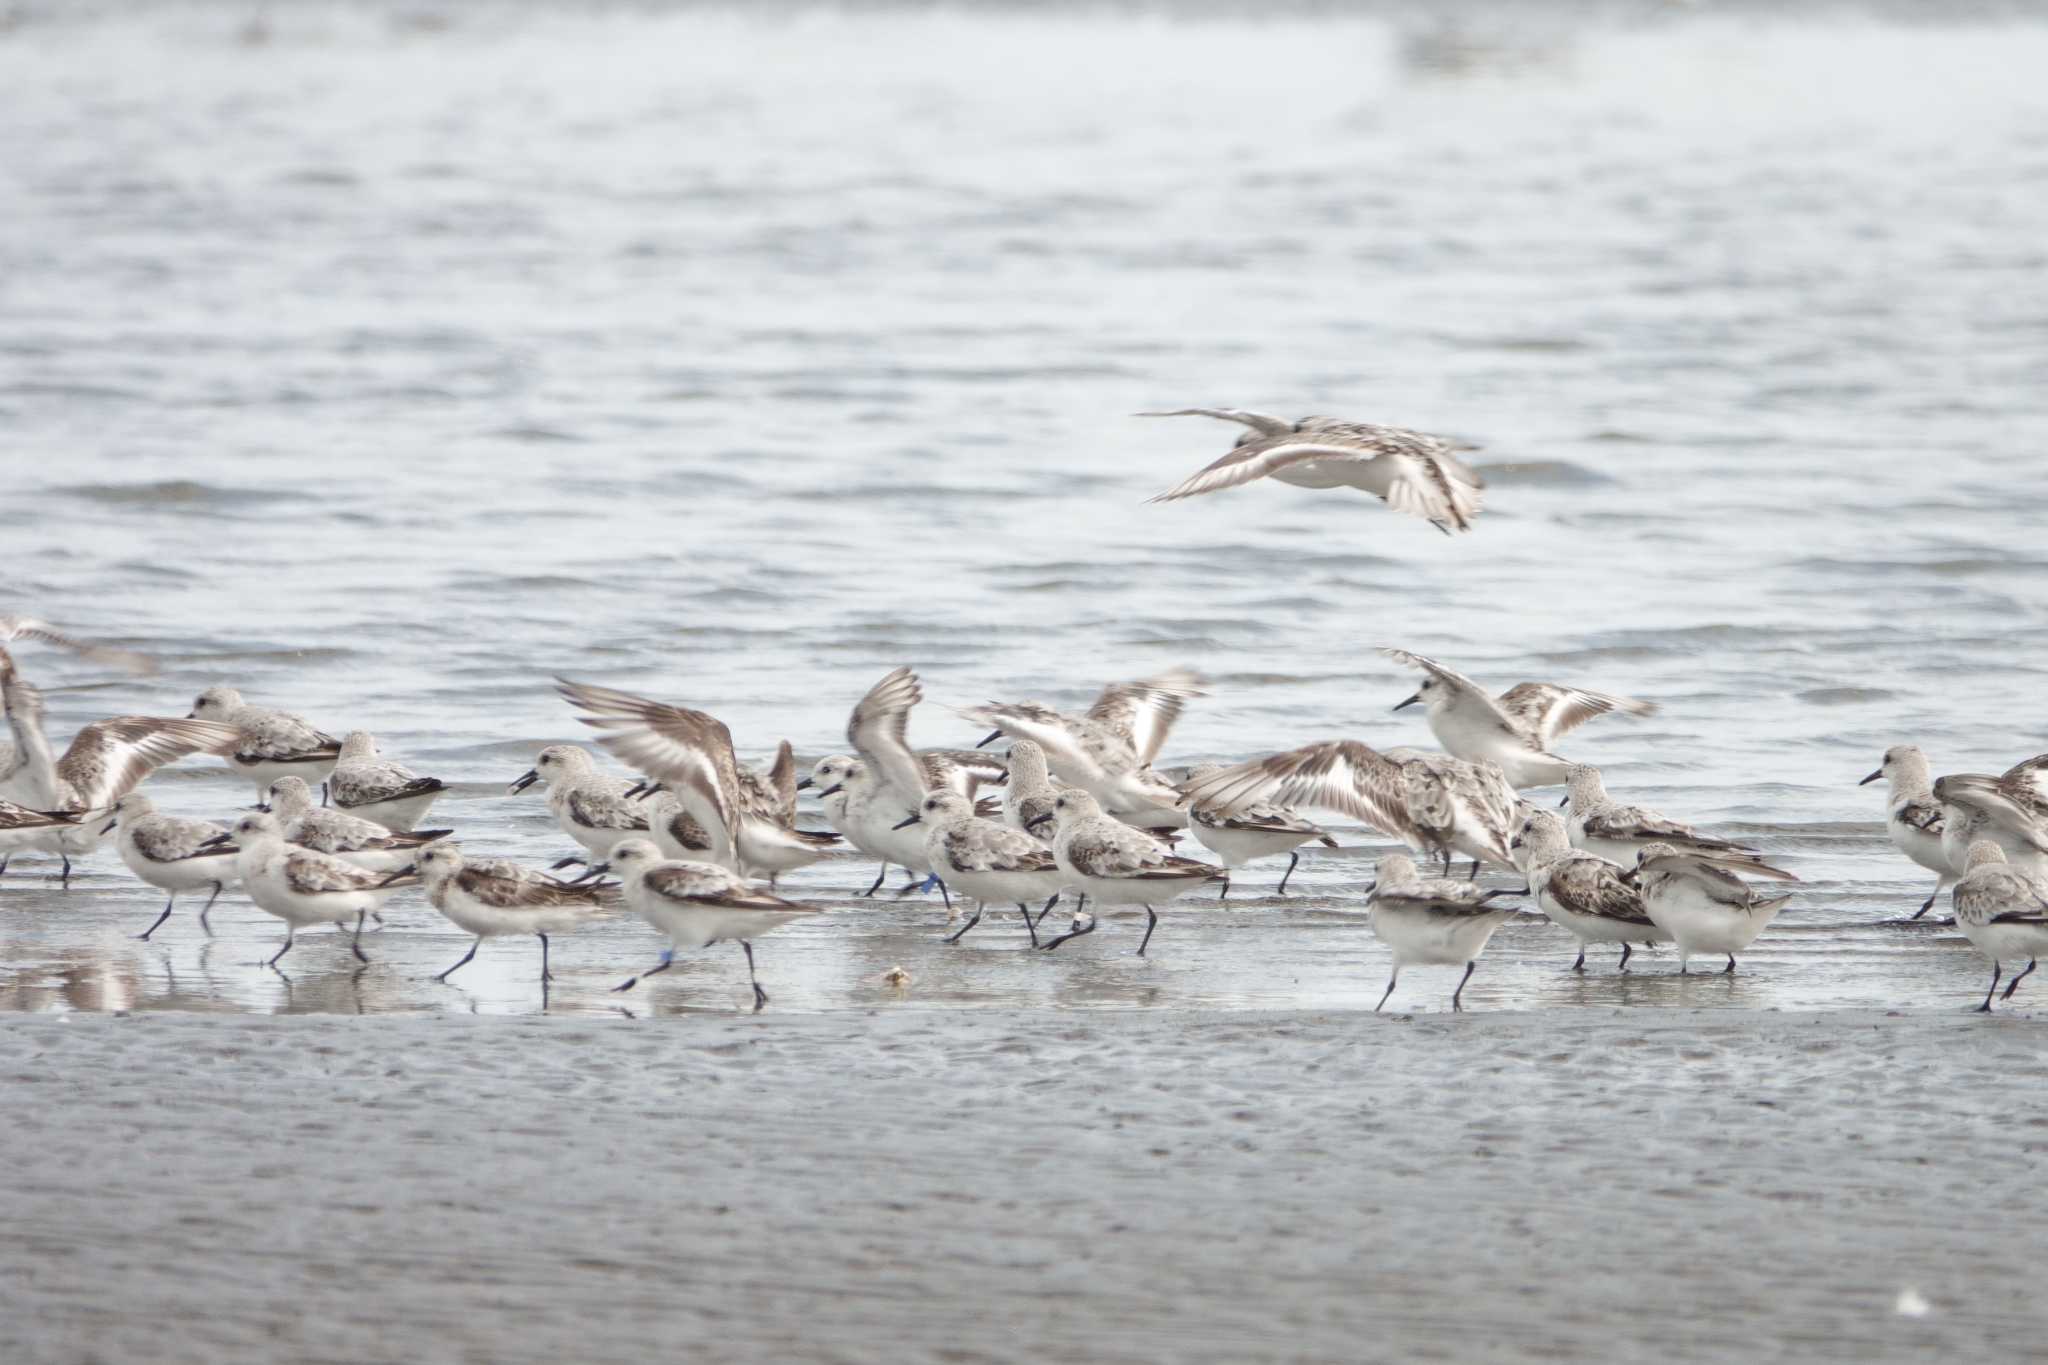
[
  {"xmin": 1180, "ymin": 763, "xmax": 1336, "ymax": 897},
  {"xmin": 555, "ymin": 677, "xmax": 841, "ymax": 880},
  {"xmin": 509, "ymin": 744, "xmax": 651, "ymax": 867},
  {"xmin": 1179, "ymin": 740, "xmax": 1517, "ymax": 875},
  {"xmin": 593, "ymin": 839, "xmax": 822, "ymax": 1009},
  {"xmin": 1950, "ymin": 840, "xmax": 2048, "ymax": 1012},
  {"xmin": 1632, "ymin": 842, "xmax": 1797, "ymax": 975},
  {"xmin": 1860, "ymin": 745, "xmax": 1956, "ymax": 918},
  {"xmin": 408, "ymin": 842, "xmax": 611, "ymax": 991},
  {"xmin": 1382, "ymin": 648, "xmax": 1655, "ymax": 789},
  {"xmin": 262, "ymin": 776, "xmax": 451, "ymax": 875},
  {"xmin": 1365, "ymin": 853, "xmax": 1528, "ymax": 1012},
  {"xmin": 958, "ymin": 667, "xmax": 1204, "ymax": 829},
  {"xmin": 804, "ymin": 755, "xmax": 932, "ymax": 895},
  {"xmin": 896, "ymin": 790, "xmax": 1063, "ymax": 945},
  {"xmin": 189, "ymin": 686, "xmax": 342, "ymax": 793},
  {"xmin": 1933, "ymin": 757, "xmax": 2048, "ymax": 883},
  {"xmin": 213, "ymin": 811, "xmax": 413, "ymax": 969},
  {"xmin": 1510, "ymin": 809, "xmax": 1668, "ymax": 971},
  {"xmin": 1031, "ymin": 789, "xmax": 1223, "ymax": 955},
  {"xmin": 1562, "ymin": 766, "xmax": 1791, "ymax": 877},
  {"xmin": 0, "ymin": 656, "xmax": 239, "ymax": 882},
  {"xmin": 1139, "ymin": 408, "xmax": 1486, "ymax": 534},
  {"xmin": 101, "ymin": 792, "xmax": 238, "ymax": 939},
  {"xmin": 327, "ymin": 731, "xmax": 447, "ymax": 831}
]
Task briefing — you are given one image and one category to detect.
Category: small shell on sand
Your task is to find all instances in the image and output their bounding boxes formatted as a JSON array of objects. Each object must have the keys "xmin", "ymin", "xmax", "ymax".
[{"xmin": 882, "ymin": 966, "xmax": 912, "ymax": 988}]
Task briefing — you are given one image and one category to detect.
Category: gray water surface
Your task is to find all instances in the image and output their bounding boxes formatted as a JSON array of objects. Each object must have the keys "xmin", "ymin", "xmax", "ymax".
[{"xmin": 3, "ymin": 3, "xmax": 2046, "ymax": 1015}]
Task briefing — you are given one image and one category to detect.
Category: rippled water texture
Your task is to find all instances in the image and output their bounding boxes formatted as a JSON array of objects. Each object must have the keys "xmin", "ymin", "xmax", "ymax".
[{"xmin": 3, "ymin": 3, "xmax": 2046, "ymax": 1015}]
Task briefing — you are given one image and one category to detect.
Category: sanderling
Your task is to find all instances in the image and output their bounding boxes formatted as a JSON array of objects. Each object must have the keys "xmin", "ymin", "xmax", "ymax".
[
  {"xmin": 327, "ymin": 731, "xmax": 447, "ymax": 832},
  {"xmin": 957, "ymin": 667, "xmax": 1204, "ymax": 829},
  {"xmin": 409, "ymin": 842, "xmax": 612, "ymax": 991},
  {"xmin": 1177, "ymin": 740, "xmax": 1514, "ymax": 875},
  {"xmin": 1382, "ymin": 648, "xmax": 1655, "ymax": 788},
  {"xmin": 0, "ymin": 616, "xmax": 155, "ymax": 674},
  {"xmin": 1949, "ymin": 840, "xmax": 2048, "ymax": 1012},
  {"xmin": 1860, "ymin": 745, "xmax": 1956, "ymax": 918},
  {"xmin": 896, "ymin": 789, "xmax": 1063, "ymax": 946},
  {"xmin": 1509, "ymin": 809, "xmax": 1668, "ymax": 971},
  {"xmin": 509, "ymin": 744, "xmax": 652, "ymax": 867},
  {"xmin": 1001, "ymin": 739, "xmax": 1061, "ymax": 837},
  {"xmin": 1632, "ymin": 842, "xmax": 1796, "ymax": 974},
  {"xmin": 1139, "ymin": 408, "xmax": 1485, "ymax": 534},
  {"xmin": 1562, "ymin": 766, "xmax": 1791, "ymax": 877},
  {"xmin": 0, "ymin": 657, "xmax": 239, "ymax": 883},
  {"xmin": 1933, "ymin": 757, "xmax": 2048, "ymax": 882},
  {"xmin": 212, "ymin": 811, "xmax": 413, "ymax": 969},
  {"xmin": 189, "ymin": 686, "xmax": 342, "ymax": 793},
  {"xmin": 592, "ymin": 839, "xmax": 823, "ymax": 1009},
  {"xmin": 101, "ymin": 793, "xmax": 237, "ymax": 939},
  {"xmin": 263, "ymin": 775, "xmax": 451, "ymax": 875},
  {"xmin": 802, "ymin": 755, "xmax": 934, "ymax": 896},
  {"xmin": 555, "ymin": 678, "xmax": 838, "ymax": 881},
  {"xmin": 1030, "ymin": 788, "xmax": 1223, "ymax": 955},
  {"xmin": 1365, "ymin": 852, "xmax": 1527, "ymax": 1012},
  {"xmin": 1180, "ymin": 763, "xmax": 1337, "ymax": 897}
]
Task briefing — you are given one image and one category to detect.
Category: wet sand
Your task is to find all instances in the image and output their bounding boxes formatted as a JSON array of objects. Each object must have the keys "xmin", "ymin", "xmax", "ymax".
[{"xmin": 6, "ymin": 1007, "xmax": 2042, "ymax": 1362}]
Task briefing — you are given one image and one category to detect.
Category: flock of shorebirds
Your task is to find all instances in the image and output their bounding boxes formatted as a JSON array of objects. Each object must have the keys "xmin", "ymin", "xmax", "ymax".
[{"xmin": 4, "ymin": 582, "xmax": 2046, "ymax": 1015}]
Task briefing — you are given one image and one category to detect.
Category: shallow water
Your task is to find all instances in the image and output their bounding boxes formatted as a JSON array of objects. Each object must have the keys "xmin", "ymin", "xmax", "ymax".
[{"xmin": 3, "ymin": 1, "xmax": 2046, "ymax": 1016}]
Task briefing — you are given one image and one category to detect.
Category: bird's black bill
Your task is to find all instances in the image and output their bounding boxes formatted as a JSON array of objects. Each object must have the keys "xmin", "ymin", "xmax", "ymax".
[
  {"xmin": 1557, "ymin": 795, "xmax": 1569, "ymax": 808},
  {"xmin": 892, "ymin": 815, "xmax": 920, "ymax": 830},
  {"xmin": 975, "ymin": 729, "xmax": 1003, "ymax": 749},
  {"xmin": 1859, "ymin": 770, "xmax": 1882, "ymax": 786},
  {"xmin": 795, "ymin": 777, "xmax": 814, "ymax": 791},
  {"xmin": 818, "ymin": 783, "xmax": 843, "ymax": 798},
  {"xmin": 376, "ymin": 865, "xmax": 417, "ymax": 887},
  {"xmin": 200, "ymin": 832, "xmax": 233, "ymax": 849},
  {"xmin": 1025, "ymin": 813, "xmax": 1053, "ymax": 831},
  {"xmin": 1392, "ymin": 694, "xmax": 1422, "ymax": 712},
  {"xmin": 99, "ymin": 819, "xmax": 118, "ymax": 835},
  {"xmin": 509, "ymin": 770, "xmax": 539, "ymax": 793}
]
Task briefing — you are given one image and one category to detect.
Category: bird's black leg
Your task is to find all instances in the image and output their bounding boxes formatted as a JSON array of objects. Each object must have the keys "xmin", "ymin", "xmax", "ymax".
[
  {"xmin": 0, "ymin": 855, "xmax": 9, "ymax": 876},
  {"xmin": 320, "ymin": 781, "xmax": 329, "ymax": 807},
  {"xmin": 1618, "ymin": 943, "xmax": 1633, "ymax": 973},
  {"xmin": 138, "ymin": 894, "xmax": 176, "ymax": 941},
  {"xmin": 613, "ymin": 950, "xmax": 674, "ymax": 994},
  {"xmin": 1451, "ymin": 960, "xmax": 1477, "ymax": 1012},
  {"xmin": 199, "ymin": 881, "xmax": 222, "ymax": 937},
  {"xmin": 1724, "ymin": 953, "xmax": 1737, "ymax": 975},
  {"xmin": 267, "ymin": 931, "xmax": 295, "ymax": 969},
  {"xmin": 1467, "ymin": 859, "xmax": 1480, "ymax": 879},
  {"xmin": 1277, "ymin": 851, "xmax": 1301, "ymax": 896},
  {"xmin": 349, "ymin": 911, "xmax": 371, "ymax": 964},
  {"xmin": 1571, "ymin": 946, "xmax": 1586, "ymax": 973},
  {"xmin": 538, "ymin": 932, "xmax": 553, "ymax": 983},
  {"xmin": 2002, "ymin": 958, "xmax": 2037, "ymax": 1001},
  {"xmin": 943, "ymin": 903, "xmax": 984, "ymax": 944},
  {"xmin": 937, "ymin": 879, "xmax": 952, "ymax": 914},
  {"xmin": 1376, "ymin": 970, "xmax": 1399, "ymax": 1013},
  {"xmin": 741, "ymin": 940, "xmax": 767, "ymax": 1011},
  {"xmin": 1978, "ymin": 962, "xmax": 2002, "ymax": 1013},
  {"xmin": 1137, "ymin": 906, "xmax": 1158, "ymax": 957},
  {"xmin": 862, "ymin": 863, "xmax": 889, "ymax": 898},
  {"xmin": 1038, "ymin": 915, "xmax": 1097, "ymax": 952},
  {"xmin": 1439, "ymin": 851, "xmax": 1452, "ymax": 876},
  {"xmin": 59, "ymin": 854, "xmax": 72, "ymax": 888},
  {"xmin": 436, "ymin": 935, "xmax": 481, "ymax": 982},
  {"xmin": 1912, "ymin": 882, "xmax": 1940, "ymax": 920},
  {"xmin": 1034, "ymin": 893, "xmax": 1059, "ymax": 926},
  {"xmin": 1018, "ymin": 903, "xmax": 1039, "ymax": 948},
  {"xmin": 1218, "ymin": 875, "xmax": 1231, "ymax": 902}
]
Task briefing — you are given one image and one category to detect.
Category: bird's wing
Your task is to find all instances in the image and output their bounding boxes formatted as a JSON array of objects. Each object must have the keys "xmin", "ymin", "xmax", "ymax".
[
  {"xmin": 0, "ymin": 617, "xmax": 156, "ymax": 674},
  {"xmin": 1379, "ymin": 648, "xmax": 1500, "ymax": 710},
  {"xmin": 457, "ymin": 864, "xmax": 604, "ymax": 910},
  {"xmin": 765, "ymin": 741, "xmax": 799, "ymax": 823},
  {"xmin": 282, "ymin": 848, "xmax": 392, "ymax": 895},
  {"xmin": 1636, "ymin": 852, "xmax": 1762, "ymax": 906},
  {"xmin": 566, "ymin": 785, "xmax": 650, "ymax": 834},
  {"xmin": 643, "ymin": 863, "xmax": 822, "ymax": 915},
  {"xmin": 56, "ymin": 717, "xmax": 241, "ymax": 808},
  {"xmin": 1085, "ymin": 667, "xmax": 1208, "ymax": 765},
  {"xmin": 944, "ymin": 821, "xmax": 1056, "ymax": 875},
  {"xmin": 1548, "ymin": 854, "xmax": 1653, "ymax": 925},
  {"xmin": 1147, "ymin": 436, "xmax": 1395, "ymax": 505},
  {"xmin": 1180, "ymin": 739, "xmax": 1423, "ymax": 844},
  {"xmin": 235, "ymin": 710, "xmax": 341, "ymax": 762},
  {"xmin": 952, "ymin": 702, "xmax": 1104, "ymax": 786},
  {"xmin": 554, "ymin": 679, "xmax": 741, "ymax": 840},
  {"xmin": 846, "ymin": 666, "xmax": 929, "ymax": 807},
  {"xmin": 1495, "ymin": 682, "xmax": 1657, "ymax": 747},
  {"xmin": 1134, "ymin": 407, "xmax": 1296, "ymax": 437}
]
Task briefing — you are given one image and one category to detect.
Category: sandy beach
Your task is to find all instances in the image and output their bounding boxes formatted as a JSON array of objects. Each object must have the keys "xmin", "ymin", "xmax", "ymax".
[{"xmin": 6, "ymin": 1007, "xmax": 2041, "ymax": 1363}]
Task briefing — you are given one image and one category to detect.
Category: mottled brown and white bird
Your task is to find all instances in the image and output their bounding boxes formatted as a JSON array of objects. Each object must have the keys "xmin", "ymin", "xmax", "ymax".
[
  {"xmin": 410, "ymin": 842, "xmax": 612, "ymax": 991},
  {"xmin": 1383, "ymin": 648, "xmax": 1655, "ymax": 789},
  {"xmin": 1140, "ymin": 408, "xmax": 1485, "ymax": 533}
]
